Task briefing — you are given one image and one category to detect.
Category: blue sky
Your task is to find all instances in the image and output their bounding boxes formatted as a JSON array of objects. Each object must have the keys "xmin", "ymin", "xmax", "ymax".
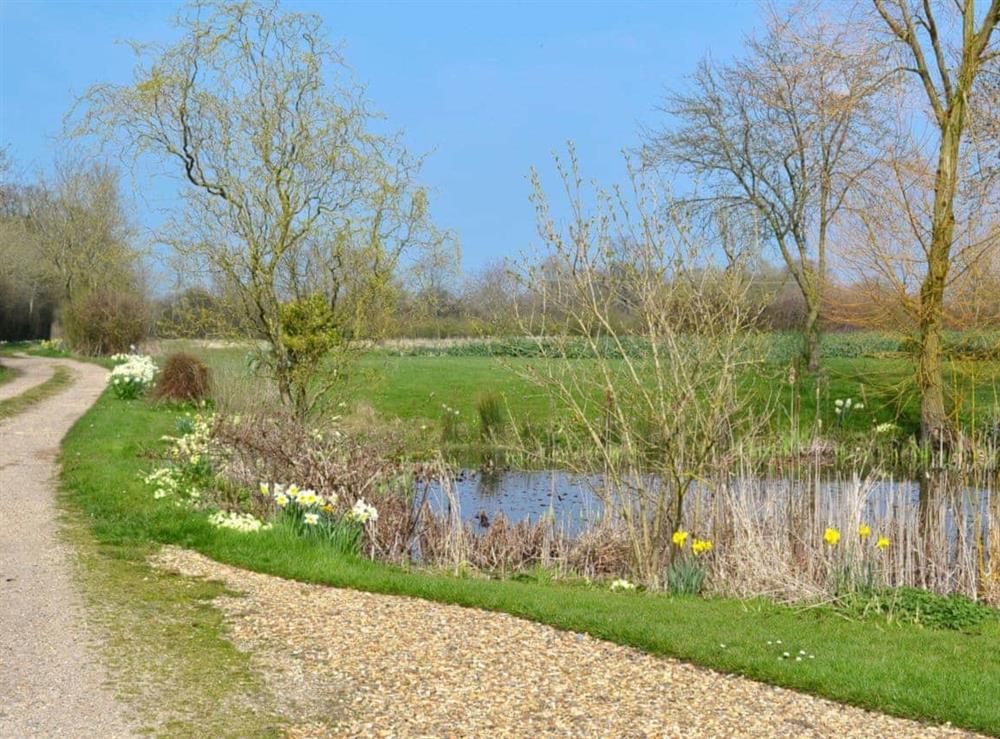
[{"xmin": 1, "ymin": 0, "xmax": 762, "ymax": 276}]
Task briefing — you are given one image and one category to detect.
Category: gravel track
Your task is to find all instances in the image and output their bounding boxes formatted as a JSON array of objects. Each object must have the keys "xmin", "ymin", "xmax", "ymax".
[
  {"xmin": 0, "ymin": 355, "xmax": 134, "ymax": 738},
  {"xmin": 0, "ymin": 355, "xmax": 55, "ymax": 403},
  {"xmin": 155, "ymin": 546, "xmax": 976, "ymax": 738}
]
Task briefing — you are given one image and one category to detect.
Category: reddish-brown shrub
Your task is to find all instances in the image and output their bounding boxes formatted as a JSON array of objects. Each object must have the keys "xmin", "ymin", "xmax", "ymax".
[{"xmin": 153, "ymin": 352, "xmax": 211, "ymax": 403}]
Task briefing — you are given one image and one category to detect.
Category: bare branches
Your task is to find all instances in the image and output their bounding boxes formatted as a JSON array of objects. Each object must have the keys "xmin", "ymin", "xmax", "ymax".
[{"xmin": 645, "ymin": 3, "xmax": 889, "ymax": 370}]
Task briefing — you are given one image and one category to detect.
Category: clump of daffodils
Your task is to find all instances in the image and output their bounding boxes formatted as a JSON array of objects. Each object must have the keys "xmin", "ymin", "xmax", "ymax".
[
  {"xmin": 109, "ymin": 355, "xmax": 158, "ymax": 399},
  {"xmin": 347, "ymin": 498, "xmax": 379, "ymax": 524},
  {"xmin": 610, "ymin": 578, "xmax": 637, "ymax": 592},
  {"xmin": 260, "ymin": 482, "xmax": 337, "ymax": 511},
  {"xmin": 833, "ymin": 397, "xmax": 864, "ymax": 421},
  {"xmin": 144, "ymin": 466, "xmax": 186, "ymax": 500},
  {"xmin": 208, "ymin": 510, "xmax": 272, "ymax": 533}
]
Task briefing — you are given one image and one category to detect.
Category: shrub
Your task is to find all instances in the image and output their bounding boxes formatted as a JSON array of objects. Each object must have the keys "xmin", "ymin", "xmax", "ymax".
[
  {"xmin": 63, "ymin": 289, "xmax": 149, "ymax": 355},
  {"xmin": 153, "ymin": 353, "xmax": 211, "ymax": 404}
]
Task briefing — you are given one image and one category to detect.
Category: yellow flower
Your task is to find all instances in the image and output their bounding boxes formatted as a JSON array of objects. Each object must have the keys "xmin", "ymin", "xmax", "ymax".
[
  {"xmin": 692, "ymin": 538, "xmax": 713, "ymax": 555},
  {"xmin": 858, "ymin": 524, "xmax": 872, "ymax": 539},
  {"xmin": 823, "ymin": 527, "xmax": 841, "ymax": 546},
  {"xmin": 322, "ymin": 504, "xmax": 334, "ymax": 513},
  {"xmin": 876, "ymin": 536, "xmax": 890, "ymax": 550},
  {"xmin": 672, "ymin": 530, "xmax": 689, "ymax": 547}
]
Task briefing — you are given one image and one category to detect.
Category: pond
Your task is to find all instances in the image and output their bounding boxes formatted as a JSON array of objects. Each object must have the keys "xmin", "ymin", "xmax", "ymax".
[{"xmin": 424, "ymin": 469, "xmax": 994, "ymax": 542}]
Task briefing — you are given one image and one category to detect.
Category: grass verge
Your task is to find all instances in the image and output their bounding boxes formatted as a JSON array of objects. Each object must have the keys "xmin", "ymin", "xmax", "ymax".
[
  {"xmin": 0, "ymin": 362, "xmax": 19, "ymax": 386},
  {"xmin": 59, "ymin": 514, "xmax": 284, "ymax": 737},
  {"xmin": 0, "ymin": 366, "xmax": 74, "ymax": 420},
  {"xmin": 62, "ymin": 391, "xmax": 1000, "ymax": 736}
]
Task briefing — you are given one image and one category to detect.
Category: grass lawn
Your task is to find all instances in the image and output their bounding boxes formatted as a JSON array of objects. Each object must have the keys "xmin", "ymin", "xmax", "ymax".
[
  {"xmin": 166, "ymin": 337, "xmax": 1000, "ymax": 446},
  {"xmin": 61, "ymin": 389, "xmax": 1000, "ymax": 735}
]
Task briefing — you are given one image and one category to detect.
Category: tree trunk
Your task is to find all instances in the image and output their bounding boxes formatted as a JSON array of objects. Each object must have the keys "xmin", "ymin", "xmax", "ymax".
[
  {"xmin": 917, "ymin": 118, "xmax": 963, "ymax": 445},
  {"xmin": 803, "ymin": 303, "xmax": 821, "ymax": 373}
]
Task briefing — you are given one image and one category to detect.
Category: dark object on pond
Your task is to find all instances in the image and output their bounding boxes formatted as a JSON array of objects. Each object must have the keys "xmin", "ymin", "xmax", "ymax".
[{"xmin": 475, "ymin": 509, "xmax": 490, "ymax": 528}]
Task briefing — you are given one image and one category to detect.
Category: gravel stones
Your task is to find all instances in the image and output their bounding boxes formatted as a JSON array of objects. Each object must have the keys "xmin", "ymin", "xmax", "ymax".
[{"xmin": 153, "ymin": 546, "xmax": 975, "ymax": 738}]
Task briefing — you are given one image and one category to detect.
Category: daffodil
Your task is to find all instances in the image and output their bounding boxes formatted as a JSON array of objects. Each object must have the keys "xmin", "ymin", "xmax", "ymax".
[
  {"xmin": 275, "ymin": 494, "xmax": 289, "ymax": 507},
  {"xmin": 304, "ymin": 513, "xmax": 319, "ymax": 525},
  {"xmin": 692, "ymin": 538, "xmax": 713, "ymax": 555},
  {"xmin": 823, "ymin": 527, "xmax": 841, "ymax": 546},
  {"xmin": 672, "ymin": 530, "xmax": 689, "ymax": 547},
  {"xmin": 858, "ymin": 524, "xmax": 872, "ymax": 539},
  {"xmin": 876, "ymin": 536, "xmax": 890, "ymax": 550}
]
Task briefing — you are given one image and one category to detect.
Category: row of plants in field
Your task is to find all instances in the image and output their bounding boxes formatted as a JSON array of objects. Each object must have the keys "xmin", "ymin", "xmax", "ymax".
[{"xmin": 377, "ymin": 330, "xmax": 1000, "ymax": 362}]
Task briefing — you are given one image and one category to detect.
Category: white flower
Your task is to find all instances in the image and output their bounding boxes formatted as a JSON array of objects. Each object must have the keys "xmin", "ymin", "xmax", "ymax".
[
  {"xmin": 610, "ymin": 578, "xmax": 636, "ymax": 592},
  {"xmin": 874, "ymin": 422, "xmax": 898, "ymax": 434},
  {"xmin": 275, "ymin": 494, "xmax": 289, "ymax": 507},
  {"xmin": 304, "ymin": 512, "xmax": 319, "ymax": 525},
  {"xmin": 834, "ymin": 399, "xmax": 844, "ymax": 407},
  {"xmin": 348, "ymin": 498, "xmax": 379, "ymax": 524},
  {"xmin": 108, "ymin": 355, "xmax": 158, "ymax": 397},
  {"xmin": 208, "ymin": 510, "xmax": 271, "ymax": 533},
  {"xmin": 854, "ymin": 403, "xmax": 864, "ymax": 410}
]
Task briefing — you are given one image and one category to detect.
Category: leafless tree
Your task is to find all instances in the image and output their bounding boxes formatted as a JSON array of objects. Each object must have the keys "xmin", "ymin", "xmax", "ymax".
[{"xmin": 644, "ymin": 4, "xmax": 889, "ymax": 371}]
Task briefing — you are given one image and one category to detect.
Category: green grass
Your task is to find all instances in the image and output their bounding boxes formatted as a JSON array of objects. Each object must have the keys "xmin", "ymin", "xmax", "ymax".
[
  {"xmin": 61, "ymin": 390, "xmax": 1000, "ymax": 735},
  {"xmin": 61, "ymin": 518, "xmax": 283, "ymax": 737},
  {"xmin": 0, "ymin": 362, "xmax": 17, "ymax": 386},
  {"xmin": 0, "ymin": 366, "xmax": 74, "ymax": 420}
]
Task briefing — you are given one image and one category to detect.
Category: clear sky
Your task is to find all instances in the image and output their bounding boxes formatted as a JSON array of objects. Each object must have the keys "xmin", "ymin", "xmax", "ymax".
[{"xmin": 0, "ymin": 0, "xmax": 762, "ymax": 277}]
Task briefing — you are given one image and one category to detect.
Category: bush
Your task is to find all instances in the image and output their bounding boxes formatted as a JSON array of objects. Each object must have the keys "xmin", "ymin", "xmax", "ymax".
[
  {"xmin": 153, "ymin": 353, "xmax": 211, "ymax": 403},
  {"xmin": 63, "ymin": 289, "xmax": 149, "ymax": 355}
]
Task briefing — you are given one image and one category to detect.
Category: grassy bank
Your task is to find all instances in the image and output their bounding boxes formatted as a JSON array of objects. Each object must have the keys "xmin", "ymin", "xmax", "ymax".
[
  {"xmin": 0, "ymin": 366, "xmax": 74, "ymax": 420},
  {"xmin": 61, "ymin": 389, "xmax": 1000, "ymax": 735}
]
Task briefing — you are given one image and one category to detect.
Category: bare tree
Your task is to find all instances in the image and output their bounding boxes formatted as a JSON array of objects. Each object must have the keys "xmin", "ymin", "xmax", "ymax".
[
  {"xmin": 869, "ymin": 0, "xmax": 1000, "ymax": 443},
  {"xmin": 72, "ymin": 0, "xmax": 448, "ymax": 416},
  {"xmin": 644, "ymin": 5, "xmax": 888, "ymax": 371},
  {"xmin": 510, "ymin": 147, "xmax": 767, "ymax": 587}
]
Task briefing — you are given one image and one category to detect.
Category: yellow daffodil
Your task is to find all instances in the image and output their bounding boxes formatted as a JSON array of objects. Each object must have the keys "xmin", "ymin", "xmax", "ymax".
[
  {"xmin": 692, "ymin": 538, "xmax": 713, "ymax": 555},
  {"xmin": 823, "ymin": 527, "xmax": 841, "ymax": 546},
  {"xmin": 876, "ymin": 536, "xmax": 890, "ymax": 550},
  {"xmin": 858, "ymin": 524, "xmax": 872, "ymax": 539},
  {"xmin": 672, "ymin": 530, "xmax": 689, "ymax": 547}
]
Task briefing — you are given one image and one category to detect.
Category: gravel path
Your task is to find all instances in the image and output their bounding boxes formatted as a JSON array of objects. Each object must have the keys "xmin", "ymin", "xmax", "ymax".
[
  {"xmin": 155, "ymin": 546, "xmax": 975, "ymax": 738},
  {"xmin": 0, "ymin": 355, "xmax": 134, "ymax": 738},
  {"xmin": 0, "ymin": 354, "xmax": 55, "ymax": 402}
]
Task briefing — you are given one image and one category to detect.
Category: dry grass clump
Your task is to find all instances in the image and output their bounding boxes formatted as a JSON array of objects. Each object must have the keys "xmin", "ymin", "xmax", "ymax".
[{"xmin": 153, "ymin": 353, "xmax": 211, "ymax": 403}]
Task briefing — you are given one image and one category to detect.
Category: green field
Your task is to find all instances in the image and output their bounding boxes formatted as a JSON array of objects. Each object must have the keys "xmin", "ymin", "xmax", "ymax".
[
  {"xmin": 164, "ymin": 339, "xmax": 1000, "ymax": 446},
  {"xmin": 59, "ymin": 387, "xmax": 1000, "ymax": 734}
]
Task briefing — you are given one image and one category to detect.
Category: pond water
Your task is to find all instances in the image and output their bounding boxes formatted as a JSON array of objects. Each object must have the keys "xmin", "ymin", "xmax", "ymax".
[{"xmin": 423, "ymin": 469, "xmax": 994, "ymax": 540}]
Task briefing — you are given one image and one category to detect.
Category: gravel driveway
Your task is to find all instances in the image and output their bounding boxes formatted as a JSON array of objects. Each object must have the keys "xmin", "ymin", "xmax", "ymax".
[
  {"xmin": 0, "ymin": 354, "xmax": 55, "ymax": 402},
  {"xmin": 0, "ymin": 355, "xmax": 134, "ymax": 737},
  {"xmin": 156, "ymin": 546, "xmax": 976, "ymax": 738}
]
